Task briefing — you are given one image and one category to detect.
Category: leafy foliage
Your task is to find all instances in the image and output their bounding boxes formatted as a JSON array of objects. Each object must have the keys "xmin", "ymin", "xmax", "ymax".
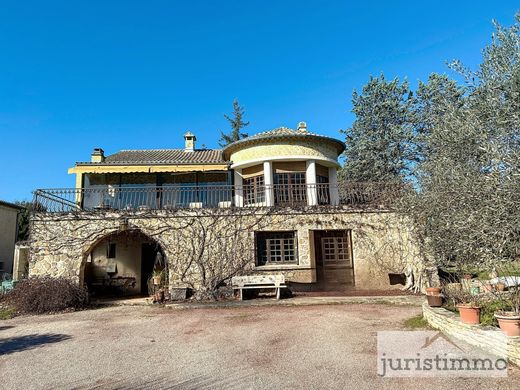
[
  {"xmin": 219, "ymin": 99, "xmax": 250, "ymax": 147},
  {"xmin": 405, "ymin": 14, "xmax": 520, "ymax": 270},
  {"xmin": 15, "ymin": 200, "xmax": 45, "ymax": 241},
  {"xmin": 340, "ymin": 74, "xmax": 414, "ymax": 182}
]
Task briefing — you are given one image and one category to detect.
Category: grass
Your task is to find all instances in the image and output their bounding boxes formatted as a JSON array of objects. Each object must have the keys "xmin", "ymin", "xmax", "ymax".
[
  {"xmin": 0, "ymin": 307, "xmax": 15, "ymax": 320},
  {"xmin": 404, "ymin": 314, "xmax": 431, "ymax": 329}
]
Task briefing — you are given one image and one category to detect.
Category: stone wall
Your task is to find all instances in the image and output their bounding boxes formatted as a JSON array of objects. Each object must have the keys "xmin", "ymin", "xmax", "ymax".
[
  {"xmin": 423, "ymin": 303, "xmax": 520, "ymax": 366},
  {"xmin": 29, "ymin": 207, "xmax": 425, "ymax": 294}
]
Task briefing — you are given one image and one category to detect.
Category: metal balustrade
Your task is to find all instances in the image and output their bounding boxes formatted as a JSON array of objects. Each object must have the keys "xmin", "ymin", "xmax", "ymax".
[{"xmin": 32, "ymin": 182, "xmax": 403, "ymax": 213}]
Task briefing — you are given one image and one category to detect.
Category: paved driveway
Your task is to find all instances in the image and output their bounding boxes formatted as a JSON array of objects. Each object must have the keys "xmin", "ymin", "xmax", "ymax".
[{"xmin": 0, "ymin": 303, "xmax": 518, "ymax": 389}]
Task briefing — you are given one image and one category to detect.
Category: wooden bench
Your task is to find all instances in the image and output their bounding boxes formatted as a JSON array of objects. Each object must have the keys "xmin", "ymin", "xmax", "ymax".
[{"xmin": 231, "ymin": 275, "xmax": 287, "ymax": 300}]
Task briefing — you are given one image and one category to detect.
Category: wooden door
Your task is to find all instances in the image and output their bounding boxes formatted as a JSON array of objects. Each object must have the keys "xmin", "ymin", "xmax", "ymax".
[{"xmin": 314, "ymin": 230, "xmax": 354, "ymax": 287}]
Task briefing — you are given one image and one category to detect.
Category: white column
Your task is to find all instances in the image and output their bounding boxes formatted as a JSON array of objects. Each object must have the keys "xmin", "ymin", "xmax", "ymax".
[
  {"xmin": 263, "ymin": 161, "xmax": 274, "ymax": 207},
  {"xmin": 306, "ymin": 160, "xmax": 317, "ymax": 206},
  {"xmin": 234, "ymin": 169, "xmax": 244, "ymax": 207},
  {"xmin": 329, "ymin": 167, "xmax": 340, "ymax": 206}
]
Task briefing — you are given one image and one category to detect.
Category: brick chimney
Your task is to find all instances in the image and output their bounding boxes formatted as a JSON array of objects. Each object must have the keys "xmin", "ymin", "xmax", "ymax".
[
  {"xmin": 91, "ymin": 148, "xmax": 105, "ymax": 162},
  {"xmin": 184, "ymin": 131, "xmax": 196, "ymax": 152}
]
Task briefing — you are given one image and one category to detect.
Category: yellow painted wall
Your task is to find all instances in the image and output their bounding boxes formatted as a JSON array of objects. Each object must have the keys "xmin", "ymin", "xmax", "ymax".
[
  {"xmin": 88, "ymin": 236, "xmax": 146, "ymax": 295},
  {"xmin": 0, "ymin": 205, "xmax": 18, "ymax": 275},
  {"xmin": 230, "ymin": 140, "xmax": 339, "ymax": 167}
]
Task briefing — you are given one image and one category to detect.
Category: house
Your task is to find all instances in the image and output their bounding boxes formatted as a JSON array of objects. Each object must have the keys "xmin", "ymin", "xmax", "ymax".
[
  {"xmin": 0, "ymin": 200, "xmax": 23, "ymax": 278},
  {"xmin": 29, "ymin": 123, "xmax": 422, "ymax": 298}
]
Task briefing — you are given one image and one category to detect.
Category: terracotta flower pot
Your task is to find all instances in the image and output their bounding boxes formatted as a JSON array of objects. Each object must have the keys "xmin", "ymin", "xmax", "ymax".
[
  {"xmin": 495, "ymin": 312, "xmax": 520, "ymax": 337},
  {"xmin": 154, "ymin": 289, "xmax": 164, "ymax": 303},
  {"xmin": 426, "ymin": 294, "xmax": 443, "ymax": 307},
  {"xmin": 456, "ymin": 304, "xmax": 481, "ymax": 325},
  {"xmin": 426, "ymin": 287, "xmax": 442, "ymax": 296},
  {"xmin": 496, "ymin": 282, "xmax": 506, "ymax": 292}
]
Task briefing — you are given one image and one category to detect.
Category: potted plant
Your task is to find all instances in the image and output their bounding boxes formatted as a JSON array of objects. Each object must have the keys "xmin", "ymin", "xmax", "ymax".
[
  {"xmin": 152, "ymin": 270, "xmax": 164, "ymax": 286},
  {"xmin": 456, "ymin": 302, "xmax": 481, "ymax": 325},
  {"xmin": 444, "ymin": 284, "xmax": 481, "ymax": 324},
  {"xmin": 426, "ymin": 287, "xmax": 442, "ymax": 295},
  {"xmin": 493, "ymin": 276, "xmax": 520, "ymax": 337},
  {"xmin": 425, "ymin": 286, "xmax": 443, "ymax": 307}
]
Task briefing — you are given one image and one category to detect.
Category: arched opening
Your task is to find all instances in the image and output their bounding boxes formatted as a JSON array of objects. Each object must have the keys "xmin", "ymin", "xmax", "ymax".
[{"xmin": 83, "ymin": 230, "xmax": 167, "ymax": 298}]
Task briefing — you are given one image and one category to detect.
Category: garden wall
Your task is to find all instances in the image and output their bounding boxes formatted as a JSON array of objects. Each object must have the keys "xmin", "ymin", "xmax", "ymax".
[{"xmin": 423, "ymin": 302, "xmax": 520, "ymax": 366}]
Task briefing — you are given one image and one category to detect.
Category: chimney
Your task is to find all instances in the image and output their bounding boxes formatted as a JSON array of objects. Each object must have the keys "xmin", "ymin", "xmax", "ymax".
[
  {"xmin": 91, "ymin": 148, "xmax": 105, "ymax": 163},
  {"xmin": 184, "ymin": 131, "xmax": 196, "ymax": 152},
  {"xmin": 297, "ymin": 121, "xmax": 307, "ymax": 132}
]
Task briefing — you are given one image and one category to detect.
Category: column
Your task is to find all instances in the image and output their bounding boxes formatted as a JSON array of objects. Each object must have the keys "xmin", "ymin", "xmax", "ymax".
[
  {"xmin": 306, "ymin": 160, "xmax": 318, "ymax": 206},
  {"xmin": 263, "ymin": 161, "xmax": 274, "ymax": 207},
  {"xmin": 329, "ymin": 167, "xmax": 340, "ymax": 206},
  {"xmin": 234, "ymin": 169, "xmax": 244, "ymax": 207},
  {"xmin": 75, "ymin": 173, "xmax": 84, "ymax": 209}
]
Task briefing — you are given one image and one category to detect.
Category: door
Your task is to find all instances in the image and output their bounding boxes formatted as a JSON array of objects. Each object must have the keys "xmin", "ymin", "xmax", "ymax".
[
  {"xmin": 314, "ymin": 230, "xmax": 354, "ymax": 287},
  {"xmin": 141, "ymin": 244, "xmax": 156, "ymax": 295}
]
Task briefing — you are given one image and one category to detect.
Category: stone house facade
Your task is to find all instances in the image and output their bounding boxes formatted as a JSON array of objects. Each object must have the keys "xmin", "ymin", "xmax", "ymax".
[{"xmin": 30, "ymin": 123, "xmax": 423, "ymax": 297}]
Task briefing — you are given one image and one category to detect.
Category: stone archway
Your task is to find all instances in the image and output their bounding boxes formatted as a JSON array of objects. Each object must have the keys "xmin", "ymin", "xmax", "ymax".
[{"xmin": 81, "ymin": 229, "xmax": 167, "ymax": 297}]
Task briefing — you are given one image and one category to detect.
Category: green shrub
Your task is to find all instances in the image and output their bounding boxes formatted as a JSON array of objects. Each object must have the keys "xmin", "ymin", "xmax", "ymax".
[
  {"xmin": 3, "ymin": 277, "xmax": 89, "ymax": 314},
  {"xmin": 480, "ymin": 300, "xmax": 511, "ymax": 327},
  {"xmin": 0, "ymin": 307, "xmax": 15, "ymax": 320}
]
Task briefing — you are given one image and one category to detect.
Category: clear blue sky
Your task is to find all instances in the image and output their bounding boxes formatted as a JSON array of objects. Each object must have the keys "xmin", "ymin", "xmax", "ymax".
[{"xmin": 0, "ymin": 1, "xmax": 518, "ymax": 201}]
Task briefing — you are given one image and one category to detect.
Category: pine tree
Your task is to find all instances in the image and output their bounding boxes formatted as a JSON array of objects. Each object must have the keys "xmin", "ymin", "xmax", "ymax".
[
  {"xmin": 340, "ymin": 74, "xmax": 414, "ymax": 182},
  {"xmin": 218, "ymin": 99, "xmax": 250, "ymax": 147}
]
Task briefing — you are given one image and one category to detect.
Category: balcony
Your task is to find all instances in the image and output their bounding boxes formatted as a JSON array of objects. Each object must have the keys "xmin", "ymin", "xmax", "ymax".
[{"xmin": 32, "ymin": 182, "xmax": 403, "ymax": 213}]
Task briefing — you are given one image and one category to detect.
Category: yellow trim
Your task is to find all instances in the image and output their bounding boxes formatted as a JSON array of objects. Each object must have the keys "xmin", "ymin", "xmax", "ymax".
[
  {"xmin": 68, "ymin": 164, "xmax": 230, "ymax": 175},
  {"xmin": 74, "ymin": 173, "xmax": 84, "ymax": 195}
]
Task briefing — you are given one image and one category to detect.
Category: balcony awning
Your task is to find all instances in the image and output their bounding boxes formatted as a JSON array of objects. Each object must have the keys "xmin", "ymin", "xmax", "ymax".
[{"xmin": 68, "ymin": 164, "xmax": 230, "ymax": 175}]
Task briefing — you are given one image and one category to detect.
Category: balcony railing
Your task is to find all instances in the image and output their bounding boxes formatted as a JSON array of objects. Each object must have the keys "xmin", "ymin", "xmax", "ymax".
[{"xmin": 33, "ymin": 182, "xmax": 404, "ymax": 213}]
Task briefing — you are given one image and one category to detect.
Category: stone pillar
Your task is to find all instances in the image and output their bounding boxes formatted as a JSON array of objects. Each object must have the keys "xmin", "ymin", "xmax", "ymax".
[
  {"xmin": 234, "ymin": 169, "xmax": 244, "ymax": 207},
  {"xmin": 12, "ymin": 244, "xmax": 29, "ymax": 281},
  {"xmin": 328, "ymin": 167, "xmax": 340, "ymax": 206},
  {"xmin": 306, "ymin": 160, "xmax": 317, "ymax": 206},
  {"xmin": 263, "ymin": 161, "xmax": 274, "ymax": 207}
]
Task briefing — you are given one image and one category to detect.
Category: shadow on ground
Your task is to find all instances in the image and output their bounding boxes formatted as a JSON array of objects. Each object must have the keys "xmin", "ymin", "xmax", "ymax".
[
  {"xmin": 0, "ymin": 326, "xmax": 14, "ymax": 331},
  {"xmin": 0, "ymin": 333, "xmax": 72, "ymax": 355}
]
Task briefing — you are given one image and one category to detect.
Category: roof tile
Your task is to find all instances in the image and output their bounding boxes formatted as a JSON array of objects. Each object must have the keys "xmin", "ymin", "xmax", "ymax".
[{"xmin": 92, "ymin": 149, "xmax": 226, "ymax": 165}]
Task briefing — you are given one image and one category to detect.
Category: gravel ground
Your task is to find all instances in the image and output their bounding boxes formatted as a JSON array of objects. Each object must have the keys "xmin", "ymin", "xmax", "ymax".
[{"xmin": 0, "ymin": 303, "xmax": 518, "ymax": 389}]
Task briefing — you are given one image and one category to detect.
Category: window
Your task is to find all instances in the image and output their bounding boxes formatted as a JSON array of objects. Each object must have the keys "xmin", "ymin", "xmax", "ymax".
[
  {"xmin": 107, "ymin": 243, "xmax": 116, "ymax": 259},
  {"xmin": 274, "ymin": 172, "xmax": 306, "ymax": 204},
  {"xmin": 321, "ymin": 233, "xmax": 352, "ymax": 267},
  {"xmin": 244, "ymin": 175, "xmax": 265, "ymax": 205},
  {"xmin": 256, "ymin": 231, "xmax": 297, "ymax": 265}
]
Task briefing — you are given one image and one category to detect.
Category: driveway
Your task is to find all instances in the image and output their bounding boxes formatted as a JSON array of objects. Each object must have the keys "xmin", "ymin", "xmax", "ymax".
[{"xmin": 0, "ymin": 303, "xmax": 518, "ymax": 389}]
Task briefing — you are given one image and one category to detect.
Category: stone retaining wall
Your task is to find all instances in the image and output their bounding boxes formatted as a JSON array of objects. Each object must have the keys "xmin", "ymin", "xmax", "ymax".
[
  {"xmin": 29, "ymin": 207, "xmax": 425, "ymax": 293},
  {"xmin": 423, "ymin": 302, "xmax": 520, "ymax": 366}
]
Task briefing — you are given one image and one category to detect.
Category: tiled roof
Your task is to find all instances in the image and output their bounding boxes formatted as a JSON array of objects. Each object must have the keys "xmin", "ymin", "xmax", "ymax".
[
  {"xmin": 79, "ymin": 149, "xmax": 227, "ymax": 165},
  {"xmin": 222, "ymin": 126, "xmax": 346, "ymax": 155}
]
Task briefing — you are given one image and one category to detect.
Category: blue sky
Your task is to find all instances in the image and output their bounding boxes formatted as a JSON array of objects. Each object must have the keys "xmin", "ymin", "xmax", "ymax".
[{"xmin": 0, "ymin": 1, "xmax": 518, "ymax": 201}]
